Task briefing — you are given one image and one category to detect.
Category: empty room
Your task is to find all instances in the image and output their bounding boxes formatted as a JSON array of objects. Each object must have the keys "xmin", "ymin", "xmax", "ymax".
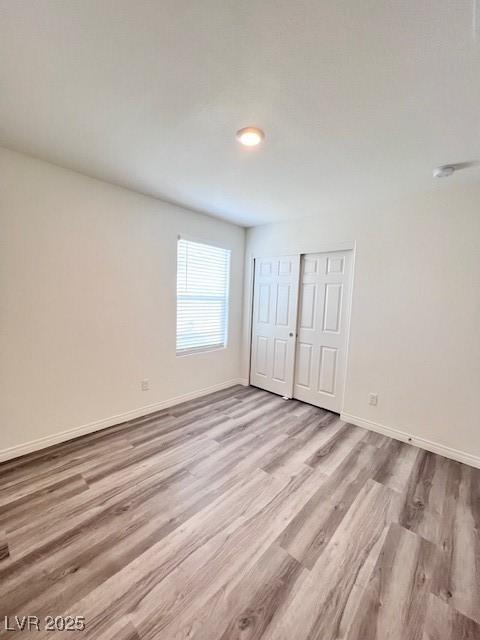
[{"xmin": 1, "ymin": 1, "xmax": 479, "ymax": 638}]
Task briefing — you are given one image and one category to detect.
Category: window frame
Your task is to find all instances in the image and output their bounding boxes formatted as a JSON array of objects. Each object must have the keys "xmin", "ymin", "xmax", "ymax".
[{"xmin": 175, "ymin": 235, "xmax": 231, "ymax": 357}]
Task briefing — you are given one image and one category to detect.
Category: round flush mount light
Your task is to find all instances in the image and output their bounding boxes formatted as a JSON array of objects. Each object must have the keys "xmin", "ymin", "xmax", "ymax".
[
  {"xmin": 236, "ymin": 126, "xmax": 265, "ymax": 147},
  {"xmin": 433, "ymin": 165, "xmax": 455, "ymax": 178}
]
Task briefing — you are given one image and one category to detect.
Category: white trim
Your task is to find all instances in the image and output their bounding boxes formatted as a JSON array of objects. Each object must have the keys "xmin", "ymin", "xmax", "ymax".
[
  {"xmin": 176, "ymin": 345, "xmax": 227, "ymax": 357},
  {"xmin": 245, "ymin": 253, "xmax": 256, "ymax": 386},
  {"xmin": 177, "ymin": 232, "xmax": 233, "ymax": 252},
  {"xmin": 249, "ymin": 240, "xmax": 355, "ymax": 259},
  {"xmin": 0, "ymin": 379, "xmax": 245, "ymax": 463},
  {"xmin": 334, "ymin": 248, "xmax": 355, "ymax": 414},
  {"xmin": 341, "ymin": 412, "xmax": 480, "ymax": 470}
]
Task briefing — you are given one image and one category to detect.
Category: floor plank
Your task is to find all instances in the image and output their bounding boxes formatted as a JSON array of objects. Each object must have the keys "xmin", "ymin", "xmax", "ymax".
[
  {"xmin": 278, "ymin": 439, "xmax": 397, "ymax": 568},
  {"xmin": 260, "ymin": 479, "xmax": 401, "ymax": 640},
  {"xmin": 422, "ymin": 594, "xmax": 480, "ymax": 640},
  {"xmin": 347, "ymin": 523, "xmax": 438, "ymax": 640},
  {"xmin": 432, "ymin": 460, "xmax": 480, "ymax": 624}
]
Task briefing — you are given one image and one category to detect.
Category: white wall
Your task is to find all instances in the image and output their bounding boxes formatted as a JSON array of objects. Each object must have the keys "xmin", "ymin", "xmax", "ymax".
[
  {"xmin": 244, "ymin": 183, "xmax": 480, "ymax": 462},
  {"xmin": 0, "ymin": 148, "xmax": 245, "ymax": 457},
  {"xmin": 2, "ymin": 145, "xmax": 479, "ymax": 465}
]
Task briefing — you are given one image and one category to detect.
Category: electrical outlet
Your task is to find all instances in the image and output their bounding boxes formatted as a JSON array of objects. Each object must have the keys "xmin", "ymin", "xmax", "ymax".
[
  {"xmin": 141, "ymin": 379, "xmax": 150, "ymax": 391},
  {"xmin": 368, "ymin": 392, "xmax": 378, "ymax": 406}
]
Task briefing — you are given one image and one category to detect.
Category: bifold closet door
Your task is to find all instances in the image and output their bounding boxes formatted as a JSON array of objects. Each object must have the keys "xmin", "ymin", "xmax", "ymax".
[
  {"xmin": 293, "ymin": 251, "xmax": 352, "ymax": 413},
  {"xmin": 250, "ymin": 255, "xmax": 300, "ymax": 397}
]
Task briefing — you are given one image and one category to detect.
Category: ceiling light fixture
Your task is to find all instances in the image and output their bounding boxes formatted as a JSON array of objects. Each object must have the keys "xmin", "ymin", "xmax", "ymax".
[
  {"xmin": 236, "ymin": 127, "xmax": 265, "ymax": 147},
  {"xmin": 433, "ymin": 165, "xmax": 455, "ymax": 178}
]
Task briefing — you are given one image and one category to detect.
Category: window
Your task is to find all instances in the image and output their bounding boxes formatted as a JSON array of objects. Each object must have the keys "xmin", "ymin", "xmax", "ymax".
[{"xmin": 176, "ymin": 238, "xmax": 230, "ymax": 355}]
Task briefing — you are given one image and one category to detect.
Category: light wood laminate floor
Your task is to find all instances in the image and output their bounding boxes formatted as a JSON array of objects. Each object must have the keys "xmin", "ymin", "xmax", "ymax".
[{"xmin": 1, "ymin": 385, "xmax": 479, "ymax": 639}]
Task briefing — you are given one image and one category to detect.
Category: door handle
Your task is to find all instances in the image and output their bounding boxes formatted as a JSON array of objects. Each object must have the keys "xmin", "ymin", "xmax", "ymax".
[{"xmin": 289, "ymin": 332, "xmax": 294, "ymax": 337}]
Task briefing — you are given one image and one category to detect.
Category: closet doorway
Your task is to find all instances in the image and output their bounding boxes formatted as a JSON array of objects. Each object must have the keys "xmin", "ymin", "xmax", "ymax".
[{"xmin": 249, "ymin": 250, "xmax": 353, "ymax": 413}]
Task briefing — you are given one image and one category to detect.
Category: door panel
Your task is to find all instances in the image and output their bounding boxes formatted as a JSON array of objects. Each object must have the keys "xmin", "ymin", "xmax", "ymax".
[
  {"xmin": 303, "ymin": 256, "xmax": 319, "ymax": 274},
  {"xmin": 293, "ymin": 251, "xmax": 352, "ymax": 412},
  {"xmin": 275, "ymin": 283, "xmax": 291, "ymax": 326},
  {"xmin": 278, "ymin": 258, "xmax": 293, "ymax": 275},
  {"xmin": 250, "ymin": 255, "xmax": 300, "ymax": 397},
  {"xmin": 323, "ymin": 283, "xmax": 343, "ymax": 332},
  {"xmin": 318, "ymin": 346, "xmax": 337, "ymax": 394},
  {"xmin": 272, "ymin": 338, "xmax": 288, "ymax": 382},
  {"xmin": 254, "ymin": 336, "xmax": 269, "ymax": 377},
  {"xmin": 295, "ymin": 342, "xmax": 313, "ymax": 388},
  {"xmin": 326, "ymin": 255, "xmax": 345, "ymax": 274},
  {"xmin": 257, "ymin": 284, "xmax": 271, "ymax": 323},
  {"xmin": 299, "ymin": 282, "xmax": 316, "ymax": 329}
]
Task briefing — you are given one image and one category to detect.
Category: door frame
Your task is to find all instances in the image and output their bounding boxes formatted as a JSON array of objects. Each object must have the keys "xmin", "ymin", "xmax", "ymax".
[{"xmin": 246, "ymin": 241, "xmax": 356, "ymax": 413}]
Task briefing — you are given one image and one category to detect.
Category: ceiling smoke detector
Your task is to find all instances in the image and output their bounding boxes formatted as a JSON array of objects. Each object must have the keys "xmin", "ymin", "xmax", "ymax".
[{"xmin": 433, "ymin": 165, "xmax": 455, "ymax": 178}]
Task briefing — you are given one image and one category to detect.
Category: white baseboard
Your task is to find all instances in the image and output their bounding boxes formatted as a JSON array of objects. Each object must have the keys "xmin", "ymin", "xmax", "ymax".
[
  {"xmin": 0, "ymin": 378, "xmax": 246, "ymax": 463},
  {"xmin": 341, "ymin": 412, "xmax": 480, "ymax": 470}
]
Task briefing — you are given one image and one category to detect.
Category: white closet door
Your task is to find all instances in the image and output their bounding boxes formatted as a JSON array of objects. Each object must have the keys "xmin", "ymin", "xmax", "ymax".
[
  {"xmin": 250, "ymin": 255, "xmax": 300, "ymax": 397},
  {"xmin": 293, "ymin": 251, "xmax": 352, "ymax": 412}
]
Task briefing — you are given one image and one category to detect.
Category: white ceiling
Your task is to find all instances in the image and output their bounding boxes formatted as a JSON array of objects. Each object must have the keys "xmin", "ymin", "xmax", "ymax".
[{"xmin": 0, "ymin": 1, "xmax": 479, "ymax": 227}]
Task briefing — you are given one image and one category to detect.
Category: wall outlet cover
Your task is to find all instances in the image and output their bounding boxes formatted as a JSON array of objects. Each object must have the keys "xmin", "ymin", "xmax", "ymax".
[{"xmin": 368, "ymin": 393, "xmax": 378, "ymax": 406}]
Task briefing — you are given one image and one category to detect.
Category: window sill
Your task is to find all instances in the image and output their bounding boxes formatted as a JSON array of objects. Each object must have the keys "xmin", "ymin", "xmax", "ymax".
[{"xmin": 176, "ymin": 345, "xmax": 227, "ymax": 358}]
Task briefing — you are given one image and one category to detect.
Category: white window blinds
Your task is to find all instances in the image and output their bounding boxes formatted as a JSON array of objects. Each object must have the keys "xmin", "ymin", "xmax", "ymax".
[{"xmin": 176, "ymin": 238, "xmax": 231, "ymax": 355}]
